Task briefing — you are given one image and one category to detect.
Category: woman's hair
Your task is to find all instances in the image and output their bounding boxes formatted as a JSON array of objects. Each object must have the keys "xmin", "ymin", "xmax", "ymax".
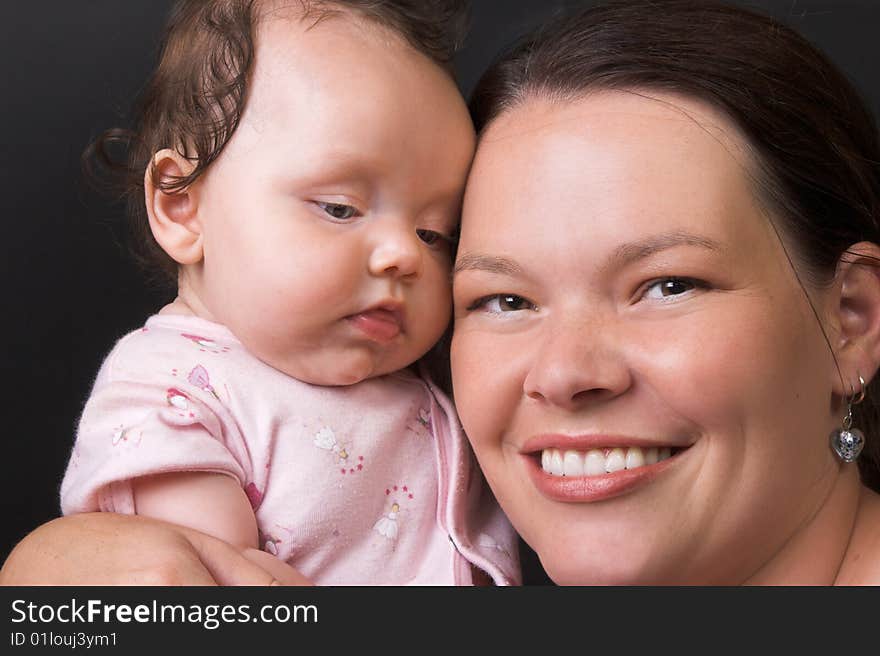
[
  {"xmin": 86, "ymin": 0, "xmax": 468, "ymax": 288},
  {"xmin": 469, "ymin": 0, "xmax": 880, "ymax": 489}
]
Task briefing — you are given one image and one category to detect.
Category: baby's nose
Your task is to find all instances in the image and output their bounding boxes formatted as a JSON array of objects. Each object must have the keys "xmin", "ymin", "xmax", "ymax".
[{"xmin": 367, "ymin": 225, "xmax": 421, "ymax": 278}]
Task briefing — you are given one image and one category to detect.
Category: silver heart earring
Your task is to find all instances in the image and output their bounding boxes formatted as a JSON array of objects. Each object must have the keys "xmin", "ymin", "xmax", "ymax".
[{"xmin": 829, "ymin": 374, "xmax": 867, "ymax": 463}]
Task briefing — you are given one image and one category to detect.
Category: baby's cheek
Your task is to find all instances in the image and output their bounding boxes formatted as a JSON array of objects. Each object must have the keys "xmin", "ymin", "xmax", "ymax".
[{"xmin": 424, "ymin": 262, "xmax": 454, "ymax": 310}]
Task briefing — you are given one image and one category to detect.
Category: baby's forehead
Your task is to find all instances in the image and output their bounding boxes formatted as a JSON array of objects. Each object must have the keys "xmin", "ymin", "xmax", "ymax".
[
  {"xmin": 254, "ymin": 1, "xmax": 412, "ymax": 66},
  {"xmin": 245, "ymin": 6, "xmax": 439, "ymax": 120},
  {"xmin": 229, "ymin": 4, "xmax": 473, "ymax": 194}
]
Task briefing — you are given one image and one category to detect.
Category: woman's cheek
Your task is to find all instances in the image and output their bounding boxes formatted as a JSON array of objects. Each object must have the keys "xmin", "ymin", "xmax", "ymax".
[
  {"xmin": 642, "ymin": 300, "xmax": 773, "ymax": 393},
  {"xmin": 452, "ymin": 330, "xmax": 503, "ymax": 444},
  {"xmin": 455, "ymin": 328, "xmax": 537, "ymax": 465}
]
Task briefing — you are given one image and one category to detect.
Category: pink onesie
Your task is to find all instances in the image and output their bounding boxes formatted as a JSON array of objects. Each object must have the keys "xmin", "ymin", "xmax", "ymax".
[{"xmin": 61, "ymin": 315, "xmax": 520, "ymax": 585}]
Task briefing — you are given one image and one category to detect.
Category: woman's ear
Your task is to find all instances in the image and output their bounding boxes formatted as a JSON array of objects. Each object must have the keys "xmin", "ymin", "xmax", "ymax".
[
  {"xmin": 145, "ymin": 149, "xmax": 203, "ymax": 265},
  {"xmin": 830, "ymin": 241, "xmax": 880, "ymax": 396}
]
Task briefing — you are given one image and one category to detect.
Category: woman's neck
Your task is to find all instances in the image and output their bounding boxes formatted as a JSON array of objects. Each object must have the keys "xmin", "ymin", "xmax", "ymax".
[
  {"xmin": 834, "ymin": 485, "xmax": 880, "ymax": 585},
  {"xmin": 743, "ymin": 465, "xmax": 867, "ymax": 585}
]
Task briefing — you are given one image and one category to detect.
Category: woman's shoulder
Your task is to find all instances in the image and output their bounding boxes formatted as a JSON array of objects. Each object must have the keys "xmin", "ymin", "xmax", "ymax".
[{"xmin": 837, "ymin": 486, "xmax": 880, "ymax": 585}]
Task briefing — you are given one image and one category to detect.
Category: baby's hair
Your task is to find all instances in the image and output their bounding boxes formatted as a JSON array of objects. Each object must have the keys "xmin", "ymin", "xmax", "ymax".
[{"xmin": 85, "ymin": 0, "xmax": 469, "ymax": 289}]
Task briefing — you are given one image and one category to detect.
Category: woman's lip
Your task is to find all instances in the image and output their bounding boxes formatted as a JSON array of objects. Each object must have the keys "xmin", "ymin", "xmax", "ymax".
[
  {"xmin": 521, "ymin": 433, "xmax": 691, "ymax": 453},
  {"xmin": 524, "ymin": 449, "xmax": 680, "ymax": 503}
]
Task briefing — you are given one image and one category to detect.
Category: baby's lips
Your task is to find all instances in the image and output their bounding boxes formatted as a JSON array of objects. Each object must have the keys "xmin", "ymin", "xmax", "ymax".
[{"xmin": 348, "ymin": 307, "xmax": 403, "ymax": 342}]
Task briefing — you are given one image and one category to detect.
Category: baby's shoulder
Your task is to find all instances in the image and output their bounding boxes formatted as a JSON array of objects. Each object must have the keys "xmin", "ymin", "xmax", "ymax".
[{"xmin": 98, "ymin": 315, "xmax": 245, "ymax": 384}]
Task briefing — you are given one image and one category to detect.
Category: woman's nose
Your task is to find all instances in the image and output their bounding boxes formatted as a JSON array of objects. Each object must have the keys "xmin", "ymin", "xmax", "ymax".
[
  {"xmin": 522, "ymin": 319, "xmax": 632, "ymax": 410},
  {"xmin": 367, "ymin": 222, "xmax": 422, "ymax": 279}
]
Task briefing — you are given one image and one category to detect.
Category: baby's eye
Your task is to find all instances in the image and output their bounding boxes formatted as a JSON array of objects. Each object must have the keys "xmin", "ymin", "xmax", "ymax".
[
  {"xmin": 317, "ymin": 202, "xmax": 358, "ymax": 220},
  {"xmin": 416, "ymin": 228, "xmax": 457, "ymax": 250},
  {"xmin": 416, "ymin": 228, "xmax": 442, "ymax": 245},
  {"xmin": 468, "ymin": 294, "xmax": 537, "ymax": 314},
  {"xmin": 643, "ymin": 278, "xmax": 702, "ymax": 300}
]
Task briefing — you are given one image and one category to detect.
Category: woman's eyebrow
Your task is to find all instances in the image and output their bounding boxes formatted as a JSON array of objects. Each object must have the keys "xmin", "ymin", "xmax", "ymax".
[
  {"xmin": 453, "ymin": 232, "xmax": 721, "ymax": 278},
  {"xmin": 608, "ymin": 231, "xmax": 723, "ymax": 269},
  {"xmin": 453, "ymin": 253, "xmax": 523, "ymax": 277}
]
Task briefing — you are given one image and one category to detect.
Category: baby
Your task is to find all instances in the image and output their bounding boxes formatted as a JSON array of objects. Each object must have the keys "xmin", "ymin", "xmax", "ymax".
[{"xmin": 61, "ymin": 0, "xmax": 519, "ymax": 585}]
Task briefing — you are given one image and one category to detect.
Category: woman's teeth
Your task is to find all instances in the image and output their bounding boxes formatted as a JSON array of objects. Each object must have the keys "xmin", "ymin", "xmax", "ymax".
[{"xmin": 540, "ymin": 446, "xmax": 673, "ymax": 476}]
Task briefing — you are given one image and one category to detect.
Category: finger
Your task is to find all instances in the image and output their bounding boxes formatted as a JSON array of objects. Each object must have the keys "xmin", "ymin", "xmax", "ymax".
[
  {"xmin": 240, "ymin": 548, "xmax": 314, "ymax": 586},
  {"xmin": 183, "ymin": 530, "xmax": 287, "ymax": 586}
]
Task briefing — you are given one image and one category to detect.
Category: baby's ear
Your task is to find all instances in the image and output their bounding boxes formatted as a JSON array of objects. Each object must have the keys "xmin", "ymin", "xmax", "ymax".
[
  {"xmin": 830, "ymin": 242, "xmax": 880, "ymax": 397},
  {"xmin": 145, "ymin": 149, "xmax": 203, "ymax": 264}
]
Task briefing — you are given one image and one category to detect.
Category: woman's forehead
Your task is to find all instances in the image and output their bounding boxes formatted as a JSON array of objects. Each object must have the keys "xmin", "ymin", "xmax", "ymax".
[
  {"xmin": 467, "ymin": 93, "xmax": 755, "ymax": 220},
  {"xmin": 475, "ymin": 90, "xmax": 751, "ymax": 170},
  {"xmin": 458, "ymin": 90, "xmax": 781, "ymax": 277}
]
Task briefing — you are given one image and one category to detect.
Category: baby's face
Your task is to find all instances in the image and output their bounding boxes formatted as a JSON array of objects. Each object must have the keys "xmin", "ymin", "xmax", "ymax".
[{"xmin": 187, "ymin": 10, "xmax": 474, "ymax": 385}]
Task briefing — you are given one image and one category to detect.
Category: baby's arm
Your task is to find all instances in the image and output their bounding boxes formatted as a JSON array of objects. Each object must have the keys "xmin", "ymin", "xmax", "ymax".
[
  {"xmin": 130, "ymin": 471, "xmax": 308, "ymax": 582},
  {"xmin": 131, "ymin": 471, "xmax": 258, "ymax": 549}
]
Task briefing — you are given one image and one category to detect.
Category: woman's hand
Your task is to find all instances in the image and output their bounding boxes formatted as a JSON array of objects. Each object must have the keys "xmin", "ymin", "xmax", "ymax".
[{"xmin": 0, "ymin": 513, "xmax": 312, "ymax": 586}]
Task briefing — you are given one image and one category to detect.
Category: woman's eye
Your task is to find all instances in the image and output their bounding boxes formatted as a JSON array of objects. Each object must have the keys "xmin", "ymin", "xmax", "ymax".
[
  {"xmin": 643, "ymin": 278, "xmax": 701, "ymax": 300},
  {"xmin": 468, "ymin": 294, "xmax": 537, "ymax": 314},
  {"xmin": 317, "ymin": 202, "xmax": 358, "ymax": 220}
]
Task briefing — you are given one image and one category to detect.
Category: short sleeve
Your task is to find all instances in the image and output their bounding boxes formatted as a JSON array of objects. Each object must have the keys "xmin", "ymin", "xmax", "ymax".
[{"xmin": 60, "ymin": 333, "xmax": 251, "ymax": 516}]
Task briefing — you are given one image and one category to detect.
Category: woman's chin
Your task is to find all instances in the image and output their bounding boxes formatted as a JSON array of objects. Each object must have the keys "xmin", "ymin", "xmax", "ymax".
[
  {"xmin": 544, "ymin": 564, "xmax": 641, "ymax": 586},
  {"xmin": 536, "ymin": 540, "xmax": 670, "ymax": 586}
]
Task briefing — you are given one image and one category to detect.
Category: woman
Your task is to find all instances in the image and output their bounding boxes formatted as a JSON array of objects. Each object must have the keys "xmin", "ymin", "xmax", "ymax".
[
  {"xmin": 451, "ymin": 0, "xmax": 880, "ymax": 584},
  {"xmin": 3, "ymin": 0, "xmax": 880, "ymax": 585}
]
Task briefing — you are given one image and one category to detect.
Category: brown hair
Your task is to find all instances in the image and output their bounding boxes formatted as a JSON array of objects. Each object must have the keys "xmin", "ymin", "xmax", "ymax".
[
  {"xmin": 86, "ymin": 0, "xmax": 469, "ymax": 288},
  {"xmin": 469, "ymin": 0, "xmax": 880, "ymax": 489}
]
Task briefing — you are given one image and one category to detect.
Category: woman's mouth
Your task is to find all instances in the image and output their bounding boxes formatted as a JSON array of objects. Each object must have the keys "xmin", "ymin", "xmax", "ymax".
[
  {"xmin": 522, "ymin": 438, "xmax": 690, "ymax": 503},
  {"xmin": 539, "ymin": 445, "xmax": 679, "ymax": 476}
]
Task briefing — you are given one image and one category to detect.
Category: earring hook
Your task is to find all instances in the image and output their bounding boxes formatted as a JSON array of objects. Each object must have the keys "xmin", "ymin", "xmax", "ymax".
[{"xmin": 850, "ymin": 374, "xmax": 866, "ymax": 406}]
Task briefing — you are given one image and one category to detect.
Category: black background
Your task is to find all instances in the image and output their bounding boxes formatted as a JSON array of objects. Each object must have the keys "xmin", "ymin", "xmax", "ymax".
[{"xmin": 1, "ymin": 1, "xmax": 878, "ymax": 581}]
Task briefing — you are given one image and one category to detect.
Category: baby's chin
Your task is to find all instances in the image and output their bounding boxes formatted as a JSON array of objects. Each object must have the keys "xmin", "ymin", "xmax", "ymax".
[
  {"xmin": 258, "ymin": 348, "xmax": 413, "ymax": 387},
  {"xmin": 298, "ymin": 367, "xmax": 378, "ymax": 387}
]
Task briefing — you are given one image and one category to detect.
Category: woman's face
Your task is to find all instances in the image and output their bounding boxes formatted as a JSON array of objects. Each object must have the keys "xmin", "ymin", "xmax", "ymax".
[{"xmin": 451, "ymin": 91, "xmax": 842, "ymax": 584}]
